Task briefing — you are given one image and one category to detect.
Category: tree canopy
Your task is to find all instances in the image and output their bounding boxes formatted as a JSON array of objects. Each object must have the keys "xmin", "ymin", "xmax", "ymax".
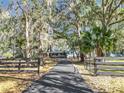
[{"xmin": 0, "ymin": 0, "xmax": 124, "ymax": 59}]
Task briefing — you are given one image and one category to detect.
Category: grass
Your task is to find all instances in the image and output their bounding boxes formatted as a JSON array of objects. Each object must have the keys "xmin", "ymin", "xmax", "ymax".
[
  {"xmin": 0, "ymin": 80, "xmax": 17, "ymax": 93},
  {"xmin": 100, "ymin": 59, "xmax": 124, "ymax": 73},
  {"xmin": 72, "ymin": 60, "xmax": 124, "ymax": 93},
  {"xmin": 107, "ymin": 60, "xmax": 124, "ymax": 62},
  {"xmin": 0, "ymin": 58, "xmax": 57, "ymax": 93}
]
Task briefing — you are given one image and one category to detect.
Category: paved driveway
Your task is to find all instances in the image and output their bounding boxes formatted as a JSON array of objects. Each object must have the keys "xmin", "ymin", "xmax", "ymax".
[{"xmin": 23, "ymin": 59, "xmax": 94, "ymax": 93}]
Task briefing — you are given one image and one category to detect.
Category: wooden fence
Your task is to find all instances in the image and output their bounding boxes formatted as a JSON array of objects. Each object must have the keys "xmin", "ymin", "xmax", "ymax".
[
  {"xmin": 84, "ymin": 57, "xmax": 124, "ymax": 76},
  {"xmin": 0, "ymin": 58, "xmax": 43, "ymax": 74}
]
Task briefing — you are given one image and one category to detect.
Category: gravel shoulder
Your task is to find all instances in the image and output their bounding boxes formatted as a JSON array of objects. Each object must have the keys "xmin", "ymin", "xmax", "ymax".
[{"xmin": 73, "ymin": 61, "xmax": 124, "ymax": 93}]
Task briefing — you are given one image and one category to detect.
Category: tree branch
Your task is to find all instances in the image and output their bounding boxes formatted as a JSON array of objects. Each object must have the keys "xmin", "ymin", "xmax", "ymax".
[
  {"xmin": 107, "ymin": 0, "xmax": 123, "ymax": 25},
  {"xmin": 17, "ymin": 1, "xmax": 25, "ymax": 15},
  {"xmin": 109, "ymin": 18, "xmax": 124, "ymax": 26}
]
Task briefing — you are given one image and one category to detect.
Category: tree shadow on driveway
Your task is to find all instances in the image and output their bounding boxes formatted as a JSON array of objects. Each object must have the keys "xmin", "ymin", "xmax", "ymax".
[{"xmin": 23, "ymin": 60, "xmax": 94, "ymax": 93}]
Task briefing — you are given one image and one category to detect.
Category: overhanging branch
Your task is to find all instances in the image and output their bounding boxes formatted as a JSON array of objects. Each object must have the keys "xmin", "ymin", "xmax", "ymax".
[{"xmin": 109, "ymin": 18, "xmax": 124, "ymax": 26}]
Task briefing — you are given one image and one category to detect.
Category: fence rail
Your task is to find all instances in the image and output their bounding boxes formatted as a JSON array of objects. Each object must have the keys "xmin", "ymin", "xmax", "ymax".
[
  {"xmin": 84, "ymin": 57, "xmax": 124, "ymax": 76},
  {"xmin": 0, "ymin": 58, "xmax": 43, "ymax": 74}
]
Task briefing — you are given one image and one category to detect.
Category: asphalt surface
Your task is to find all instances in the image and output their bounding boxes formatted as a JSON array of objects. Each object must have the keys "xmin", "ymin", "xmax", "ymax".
[{"xmin": 23, "ymin": 59, "xmax": 94, "ymax": 93}]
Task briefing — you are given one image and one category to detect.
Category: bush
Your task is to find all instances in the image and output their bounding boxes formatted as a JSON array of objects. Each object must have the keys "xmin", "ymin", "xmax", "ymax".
[{"xmin": 3, "ymin": 52, "xmax": 13, "ymax": 58}]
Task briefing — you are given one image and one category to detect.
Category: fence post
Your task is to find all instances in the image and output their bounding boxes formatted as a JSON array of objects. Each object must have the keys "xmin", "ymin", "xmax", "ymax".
[
  {"xmin": 84, "ymin": 58, "xmax": 87, "ymax": 69},
  {"xmin": 41, "ymin": 58, "xmax": 45, "ymax": 66},
  {"xmin": 89, "ymin": 58, "xmax": 91, "ymax": 72},
  {"xmin": 85, "ymin": 58, "xmax": 88, "ymax": 70},
  {"xmin": 90, "ymin": 58, "xmax": 93, "ymax": 73},
  {"xmin": 94, "ymin": 58, "xmax": 97, "ymax": 75},
  {"xmin": 88, "ymin": 58, "xmax": 90, "ymax": 71},
  {"xmin": 37, "ymin": 58, "xmax": 41, "ymax": 75},
  {"xmin": 103, "ymin": 57, "xmax": 104, "ymax": 62},
  {"xmin": 18, "ymin": 59, "xmax": 21, "ymax": 73}
]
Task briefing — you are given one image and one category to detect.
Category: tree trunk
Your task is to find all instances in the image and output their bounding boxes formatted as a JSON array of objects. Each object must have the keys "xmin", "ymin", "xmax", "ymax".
[
  {"xmin": 96, "ymin": 44, "xmax": 104, "ymax": 57},
  {"xmin": 25, "ymin": 16, "xmax": 30, "ymax": 58},
  {"xmin": 38, "ymin": 31, "xmax": 43, "ymax": 57},
  {"xmin": 80, "ymin": 52, "xmax": 85, "ymax": 62}
]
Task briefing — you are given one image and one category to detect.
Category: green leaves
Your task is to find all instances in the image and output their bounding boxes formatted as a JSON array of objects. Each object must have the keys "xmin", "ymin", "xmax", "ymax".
[{"xmin": 79, "ymin": 24, "xmax": 118, "ymax": 54}]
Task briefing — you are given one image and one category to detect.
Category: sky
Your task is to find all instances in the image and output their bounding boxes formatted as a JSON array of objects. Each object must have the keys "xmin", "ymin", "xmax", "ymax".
[
  {"xmin": 0, "ymin": 0, "xmax": 68, "ymax": 16},
  {"xmin": 0, "ymin": 0, "xmax": 104, "ymax": 16},
  {"xmin": 0, "ymin": 0, "xmax": 22, "ymax": 16},
  {"xmin": 0, "ymin": 0, "xmax": 103, "ymax": 9},
  {"xmin": 0, "ymin": 0, "xmax": 9, "ymax": 9}
]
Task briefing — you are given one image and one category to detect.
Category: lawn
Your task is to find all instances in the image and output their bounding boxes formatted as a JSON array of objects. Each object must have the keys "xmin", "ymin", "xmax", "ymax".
[
  {"xmin": 107, "ymin": 60, "xmax": 124, "ymax": 62},
  {"xmin": 73, "ymin": 61, "xmax": 124, "ymax": 93},
  {"xmin": 0, "ymin": 58, "xmax": 57, "ymax": 93}
]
